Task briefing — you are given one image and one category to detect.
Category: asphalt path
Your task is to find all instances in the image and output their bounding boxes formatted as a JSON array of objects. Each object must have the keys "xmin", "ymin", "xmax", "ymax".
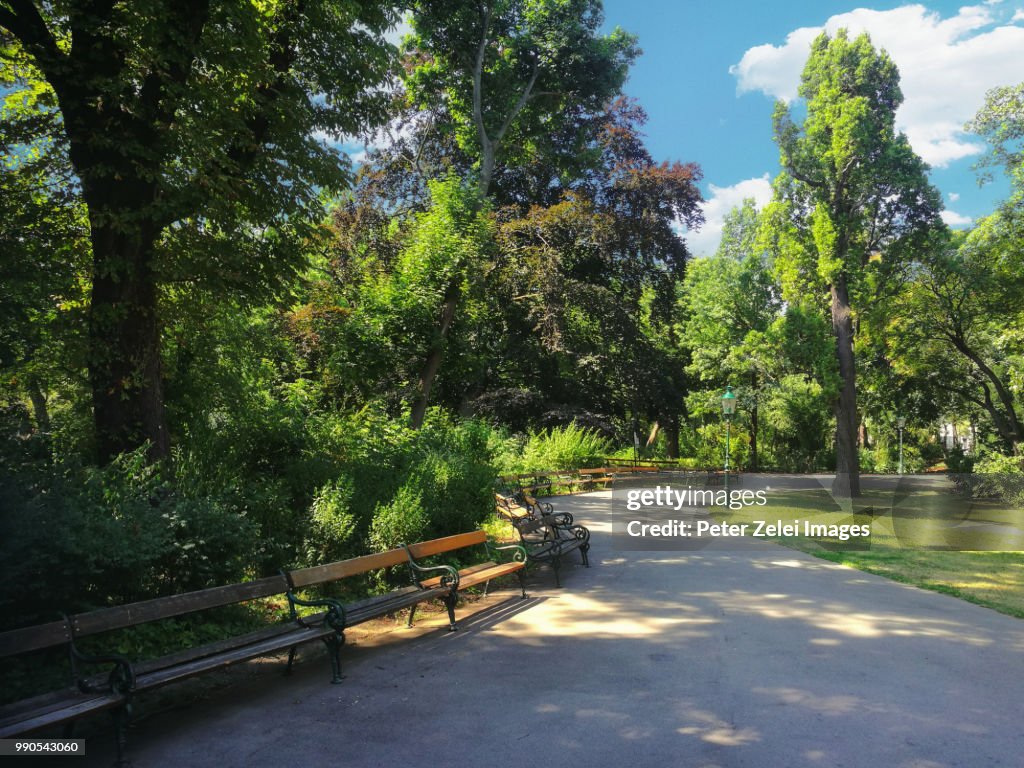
[{"xmin": 77, "ymin": 488, "xmax": 1024, "ymax": 768}]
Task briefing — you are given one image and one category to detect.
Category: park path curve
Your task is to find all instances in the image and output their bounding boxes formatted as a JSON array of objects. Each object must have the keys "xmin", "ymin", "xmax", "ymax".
[{"xmin": 81, "ymin": 490, "xmax": 1024, "ymax": 768}]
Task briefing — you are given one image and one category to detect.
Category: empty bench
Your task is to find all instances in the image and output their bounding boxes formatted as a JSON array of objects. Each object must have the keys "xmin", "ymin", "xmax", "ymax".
[
  {"xmin": 0, "ymin": 574, "xmax": 343, "ymax": 765},
  {"xmin": 0, "ymin": 531, "xmax": 526, "ymax": 764},
  {"xmin": 510, "ymin": 514, "xmax": 591, "ymax": 587}
]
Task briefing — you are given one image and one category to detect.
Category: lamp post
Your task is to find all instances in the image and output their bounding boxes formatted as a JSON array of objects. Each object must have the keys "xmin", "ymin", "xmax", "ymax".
[
  {"xmin": 722, "ymin": 386, "xmax": 736, "ymax": 494},
  {"xmin": 897, "ymin": 416, "xmax": 906, "ymax": 475}
]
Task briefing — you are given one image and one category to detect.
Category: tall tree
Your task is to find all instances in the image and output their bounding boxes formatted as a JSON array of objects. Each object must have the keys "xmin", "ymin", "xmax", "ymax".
[
  {"xmin": 768, "ymin": 30, "xmax": 941, "ymax": 496},
  {"xmin": 402, "ymin": 0, "xmax": 638, "ymax": 427},
  {"xmin": 0, "ymin": 1, "xmax": 397, "ymax": 461},
  {"xmin": 893, "ymin": 219, "xmax": 1024, "ymax": 450},
  {"xmin": 681, "ymin": 200, "xmax": 781, "ymax": 470}
]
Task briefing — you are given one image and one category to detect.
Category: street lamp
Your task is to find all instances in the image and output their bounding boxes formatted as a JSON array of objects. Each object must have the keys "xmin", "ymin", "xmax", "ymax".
[
  {"xmin": 896, "ymin": 416, "xmax": 906, "ymax": 475},
  {"xmin": 722, "ymin": 386, "xmax": 736, "ymax": 493}
]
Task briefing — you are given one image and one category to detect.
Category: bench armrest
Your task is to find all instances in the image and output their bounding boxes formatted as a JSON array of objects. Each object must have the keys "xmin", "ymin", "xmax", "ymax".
[
  {"xmin": 561, "ymin": 524, "xmax": 591, "ymax": 545},
  {"xmin": 285, "ymin": 592, "xmax": 347, "ymax": 632},
  {"xmin": 485, "ymin": 541, "xmax": 528, "ymax": 564},
  {"xmin": 69, "ymin": 642, "xmax": 136, "ymax": 694},
  {"xmin": 403, "ymin": 547, "xmax": 460, "ymax": 591}
]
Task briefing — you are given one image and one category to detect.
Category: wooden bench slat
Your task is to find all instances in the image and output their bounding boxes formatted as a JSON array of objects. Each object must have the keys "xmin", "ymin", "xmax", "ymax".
[
  {"xmin": 288, "ymin": 549, "xmax": 408, "ymax": 589},
  {"xmin": 420, "ymin": 561, "xmax": 499, "ymax": 588},
  {"xmin": 127, "ymin": 623, "xmax": 307, "ymax": 678},
  {"xmin": 0, "ymin": 619, "xmax": 71, "ymax": 658},
  {"xmin": 345, "ymin": 586, "xmax": 449, "ymax": 626},
  {"xmin": 0, "ymin": 691, "xmax": 123, "ymax": 737},
  {"xmin": 454, "ymin": 563, "xmax": 525, "ymax": 590},
  {"xmin": 406, "ymin": 531, "xmax": 486, "ymax": 559},
  {"xmin": 71, "ymin": 575, "xmax": 290, "ymax": 637},
  {"xmin": 133, "ymin": 625, "xmax": 331, "ymax": 692}
]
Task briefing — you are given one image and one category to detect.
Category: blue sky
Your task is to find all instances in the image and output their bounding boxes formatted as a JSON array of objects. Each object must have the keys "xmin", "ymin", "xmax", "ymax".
[{"xmin": 599, "ymin": 0, "xmax": 1024, "ymax": 255}]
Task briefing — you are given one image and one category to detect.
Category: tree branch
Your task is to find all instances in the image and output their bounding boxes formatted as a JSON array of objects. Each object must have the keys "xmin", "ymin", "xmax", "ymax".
[
  {"xmin": 471, "ymin": 1, "xmax": 493, "ymax": 155},
  {"xmin": 492, "ymin": 56, "xmax": 540, "ymax": 144},
  {"xmin": 0, "ymin": 0, "xmax": 64, "ymax": 71}
]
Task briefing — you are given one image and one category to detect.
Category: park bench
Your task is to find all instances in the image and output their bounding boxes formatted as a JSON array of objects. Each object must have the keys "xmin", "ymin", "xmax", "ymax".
[
  {"xmin": 704, "ymin": 470, "xmax": 742, "ymax": 487},
  {"xmin": 495, "ymin": 493, "xmax": 573, "ymax": 526},
  {"xmin": 402, "ymin": 531, "xmax": 528, "ymax": 626},
  {"xmin": 509, "ymin": 514, "xmax": 591, "ymax": 587},
  {"xmin": 576, "ymin": 467, "xmax": 617, "ymax": 490},
  {"xmin": 0, "ymin": 573, "xmax": 342, "ymax": 765},
  {"xmin": 0, "ymin": 532, "xmax": 526, "ymax": 763}
]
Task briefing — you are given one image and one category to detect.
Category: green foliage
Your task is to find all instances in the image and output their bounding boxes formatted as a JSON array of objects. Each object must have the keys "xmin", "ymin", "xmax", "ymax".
[
  {"xmin": 307, "ymin": 478, "xmax": 360, "ymax": 563},
  {"xmin": 406, "ymin": 0, "xmax": 639, "ymax": 190},
  {"xmin": 0, "ymin": 445, "xmax": 259, "ymax": 625},
  {"xmin": 369, "ymin": 484, "xmax": 430, "ymax": 552},
  {"xmin": 693, "ymin": 423, "xmax": 750, "ymax": 470},
  {"xmin": 516, "ymin": 424, "xmax": 612, "ymax": 472}
]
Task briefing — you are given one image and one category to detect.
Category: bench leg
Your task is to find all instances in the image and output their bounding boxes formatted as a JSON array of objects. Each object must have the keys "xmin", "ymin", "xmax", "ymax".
[
  {"xmin": 483, "ymin": 579, "xmax": 490, "ymax": 598},
  {"xmin": 112, "ymin": 701, "xmax": 130, "ymax": 768},
  {"xmin": 323, "ymin": 633, "xmax": 344, "ymax": 684},
  {"xmin": 407, "ymin": 604, "xmax": 417, "ymax": 628},
  {"xmin": 581, "ymin": 543, "xmax": 590, "ymax": 568},
  {"xmin": 516, "ymin": 569, "xmax": 527, "ymax": 599},
  {"xmin": 286, "ymin": 646, "xmax": 297, "ymax": 675},
  {"xmin": 552, "ymin": 557, "xmax": 562, "ymax": 588},
  {"xmin": 443, "ymin": 593, "xmax": 458, "ymax": 632}
]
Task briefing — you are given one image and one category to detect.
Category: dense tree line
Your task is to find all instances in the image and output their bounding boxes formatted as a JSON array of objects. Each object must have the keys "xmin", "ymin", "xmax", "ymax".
[{"xmin": 2, "ymin": 2, "xmax": 1024, "ymax": 628}]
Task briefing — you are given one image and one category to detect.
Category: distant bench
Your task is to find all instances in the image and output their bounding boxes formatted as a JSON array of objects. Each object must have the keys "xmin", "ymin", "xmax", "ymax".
[
  {"xmin": 0, "ymin": 531, "xmax": 525, "ymax": 765},
  {"xmin": 499, "ymin": 467, "xmax": 623, "ymax": 497}
]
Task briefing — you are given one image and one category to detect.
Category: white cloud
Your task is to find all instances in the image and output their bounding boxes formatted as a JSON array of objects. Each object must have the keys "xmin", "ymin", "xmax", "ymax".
[
  {"xmin": 730, "ymin": 4, "xmax": 1024, "ymax": 168},
  {"xmin": 1013, "ymin": 9, "xmax": 1024, "ymax": 22},
  {"xmin": 941, "ymin": 209, "xmax": 974, "ymax": 226},
  {"xmin": 948, "ymin": 191, "xmax": 961, "ymax": 201},
  {"xmin": 683, "ymin": 174, "xmax": 774, "ymax": 257}
]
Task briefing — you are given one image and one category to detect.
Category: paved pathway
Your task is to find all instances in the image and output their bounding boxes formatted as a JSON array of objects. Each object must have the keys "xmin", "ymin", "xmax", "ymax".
[{"xmin": 81, "ymin": 491, "xmax": 1024, "ymax": 767}]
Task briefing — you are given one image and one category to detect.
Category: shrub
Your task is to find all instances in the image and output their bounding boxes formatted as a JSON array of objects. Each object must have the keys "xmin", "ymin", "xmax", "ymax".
[
  {"xmin": 369, "ymin": 484, "xmax": 429, "ymax": 552},
  {"xmin": 519, "ymin": 423, "xmax": 612, "ymax": 471}
]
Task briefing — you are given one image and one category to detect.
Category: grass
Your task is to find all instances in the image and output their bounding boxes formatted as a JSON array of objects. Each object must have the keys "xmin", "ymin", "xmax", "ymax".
[{"xmin": 712, "ymin": 485, "xmax": 1024, "ymax": 619}]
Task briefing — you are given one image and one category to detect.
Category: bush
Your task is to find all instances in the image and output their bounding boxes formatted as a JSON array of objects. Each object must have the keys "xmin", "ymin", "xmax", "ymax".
[
  {"xmin": 693, "ymin": 423, "xmax": 749, "ymax": 470},
  {"xmin": 961, "ymin": 451, "xmax": 1024, "ymax": 503},
  {"xmin": 369, "ymin": 484, "xmax": 429, "ymax": 552},
  {"xmin": 518, "ymin": 423, "xmax": 612, "ymax": 471},
  {"xmin": 0, "ymin": 447, "xmax": 259, "ymax": 626}
]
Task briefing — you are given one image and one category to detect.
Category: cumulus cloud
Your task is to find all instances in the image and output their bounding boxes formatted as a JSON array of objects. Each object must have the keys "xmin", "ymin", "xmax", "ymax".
[
  {"xmin": 941, "ymin": 209, "xmax": 974, "ymax": 226},
  {"xmin": 730, "ymin": 4, "xmax": 1024, "ymax": 168},
  {"xmin": 1013, "ymin": 9, "xmax": 1024, "ymax": 21},
  {"xmin": 948, "ymin": 191, "xmax": 961, "ymax": 201},
  {"xmin": 683, "ymin": 174, "xmax": 774, "ymax": 257}
]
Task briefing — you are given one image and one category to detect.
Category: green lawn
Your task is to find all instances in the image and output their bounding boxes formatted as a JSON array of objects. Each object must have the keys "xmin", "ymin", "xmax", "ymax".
[{"xmin": 713, "ymin": 487, "xmax": 1024, "ymax": 619}]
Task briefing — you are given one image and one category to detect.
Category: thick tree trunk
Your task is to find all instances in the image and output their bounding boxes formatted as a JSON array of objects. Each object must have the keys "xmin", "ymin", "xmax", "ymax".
[
  {"xmin": 831, "ymin": 274, "xmax": 860, "ymax": 497},
  {"xmin": 88, "ymin": 221, "xmax": 169, "ymax": 463}
]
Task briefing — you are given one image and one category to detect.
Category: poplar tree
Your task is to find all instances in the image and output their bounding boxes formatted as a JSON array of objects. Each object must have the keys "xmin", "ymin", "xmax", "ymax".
[{"xmin": 767, "ymin": 30, "xmax": 941, "ymax": 497}]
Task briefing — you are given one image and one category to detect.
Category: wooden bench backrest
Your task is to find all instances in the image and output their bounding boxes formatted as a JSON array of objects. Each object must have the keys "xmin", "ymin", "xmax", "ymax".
[
  {"xmin": 0, "ymin": 618, "xmax": 71, "ymax": 658},
  {"xmin": 70, "ymin": 574, "xmax": 291, "ymax": 638},
  {"xmin": 287, "ymin": 548, "xmax": 408, "ymax": 590},
  {"xmin": 406, "ymin": 531, "xmax": 486, "ymax": 559},
  {"xmin": 514, "ymin": 515, "xmax": 557, "ymax": 535}
]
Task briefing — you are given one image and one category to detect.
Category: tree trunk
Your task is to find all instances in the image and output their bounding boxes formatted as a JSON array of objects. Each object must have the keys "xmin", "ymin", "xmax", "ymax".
[
  {"xmin": 952, "ymin": 336, "xmax": 1024, "ymax": 447},
  {"xmin": 831, "ymin": 274, "xmax": 860, "ymax": 497},
  {"xmin": 749, "ymin": 371, "xmax": 759, "ymax": 471},
  {"xmin": 26, "ymin": 376, "xmax": 50, "ymax": 435},
  {"xmin": 88, "ymin": 220, "xmax": 170, "ymax": 463},
  {"xmin": 410, "ymin": 279, "xmax": 461, "ymax": 429},
  {"xmin": 664, "ymin": 414, "xmax": 680, "ymax": 460}
]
